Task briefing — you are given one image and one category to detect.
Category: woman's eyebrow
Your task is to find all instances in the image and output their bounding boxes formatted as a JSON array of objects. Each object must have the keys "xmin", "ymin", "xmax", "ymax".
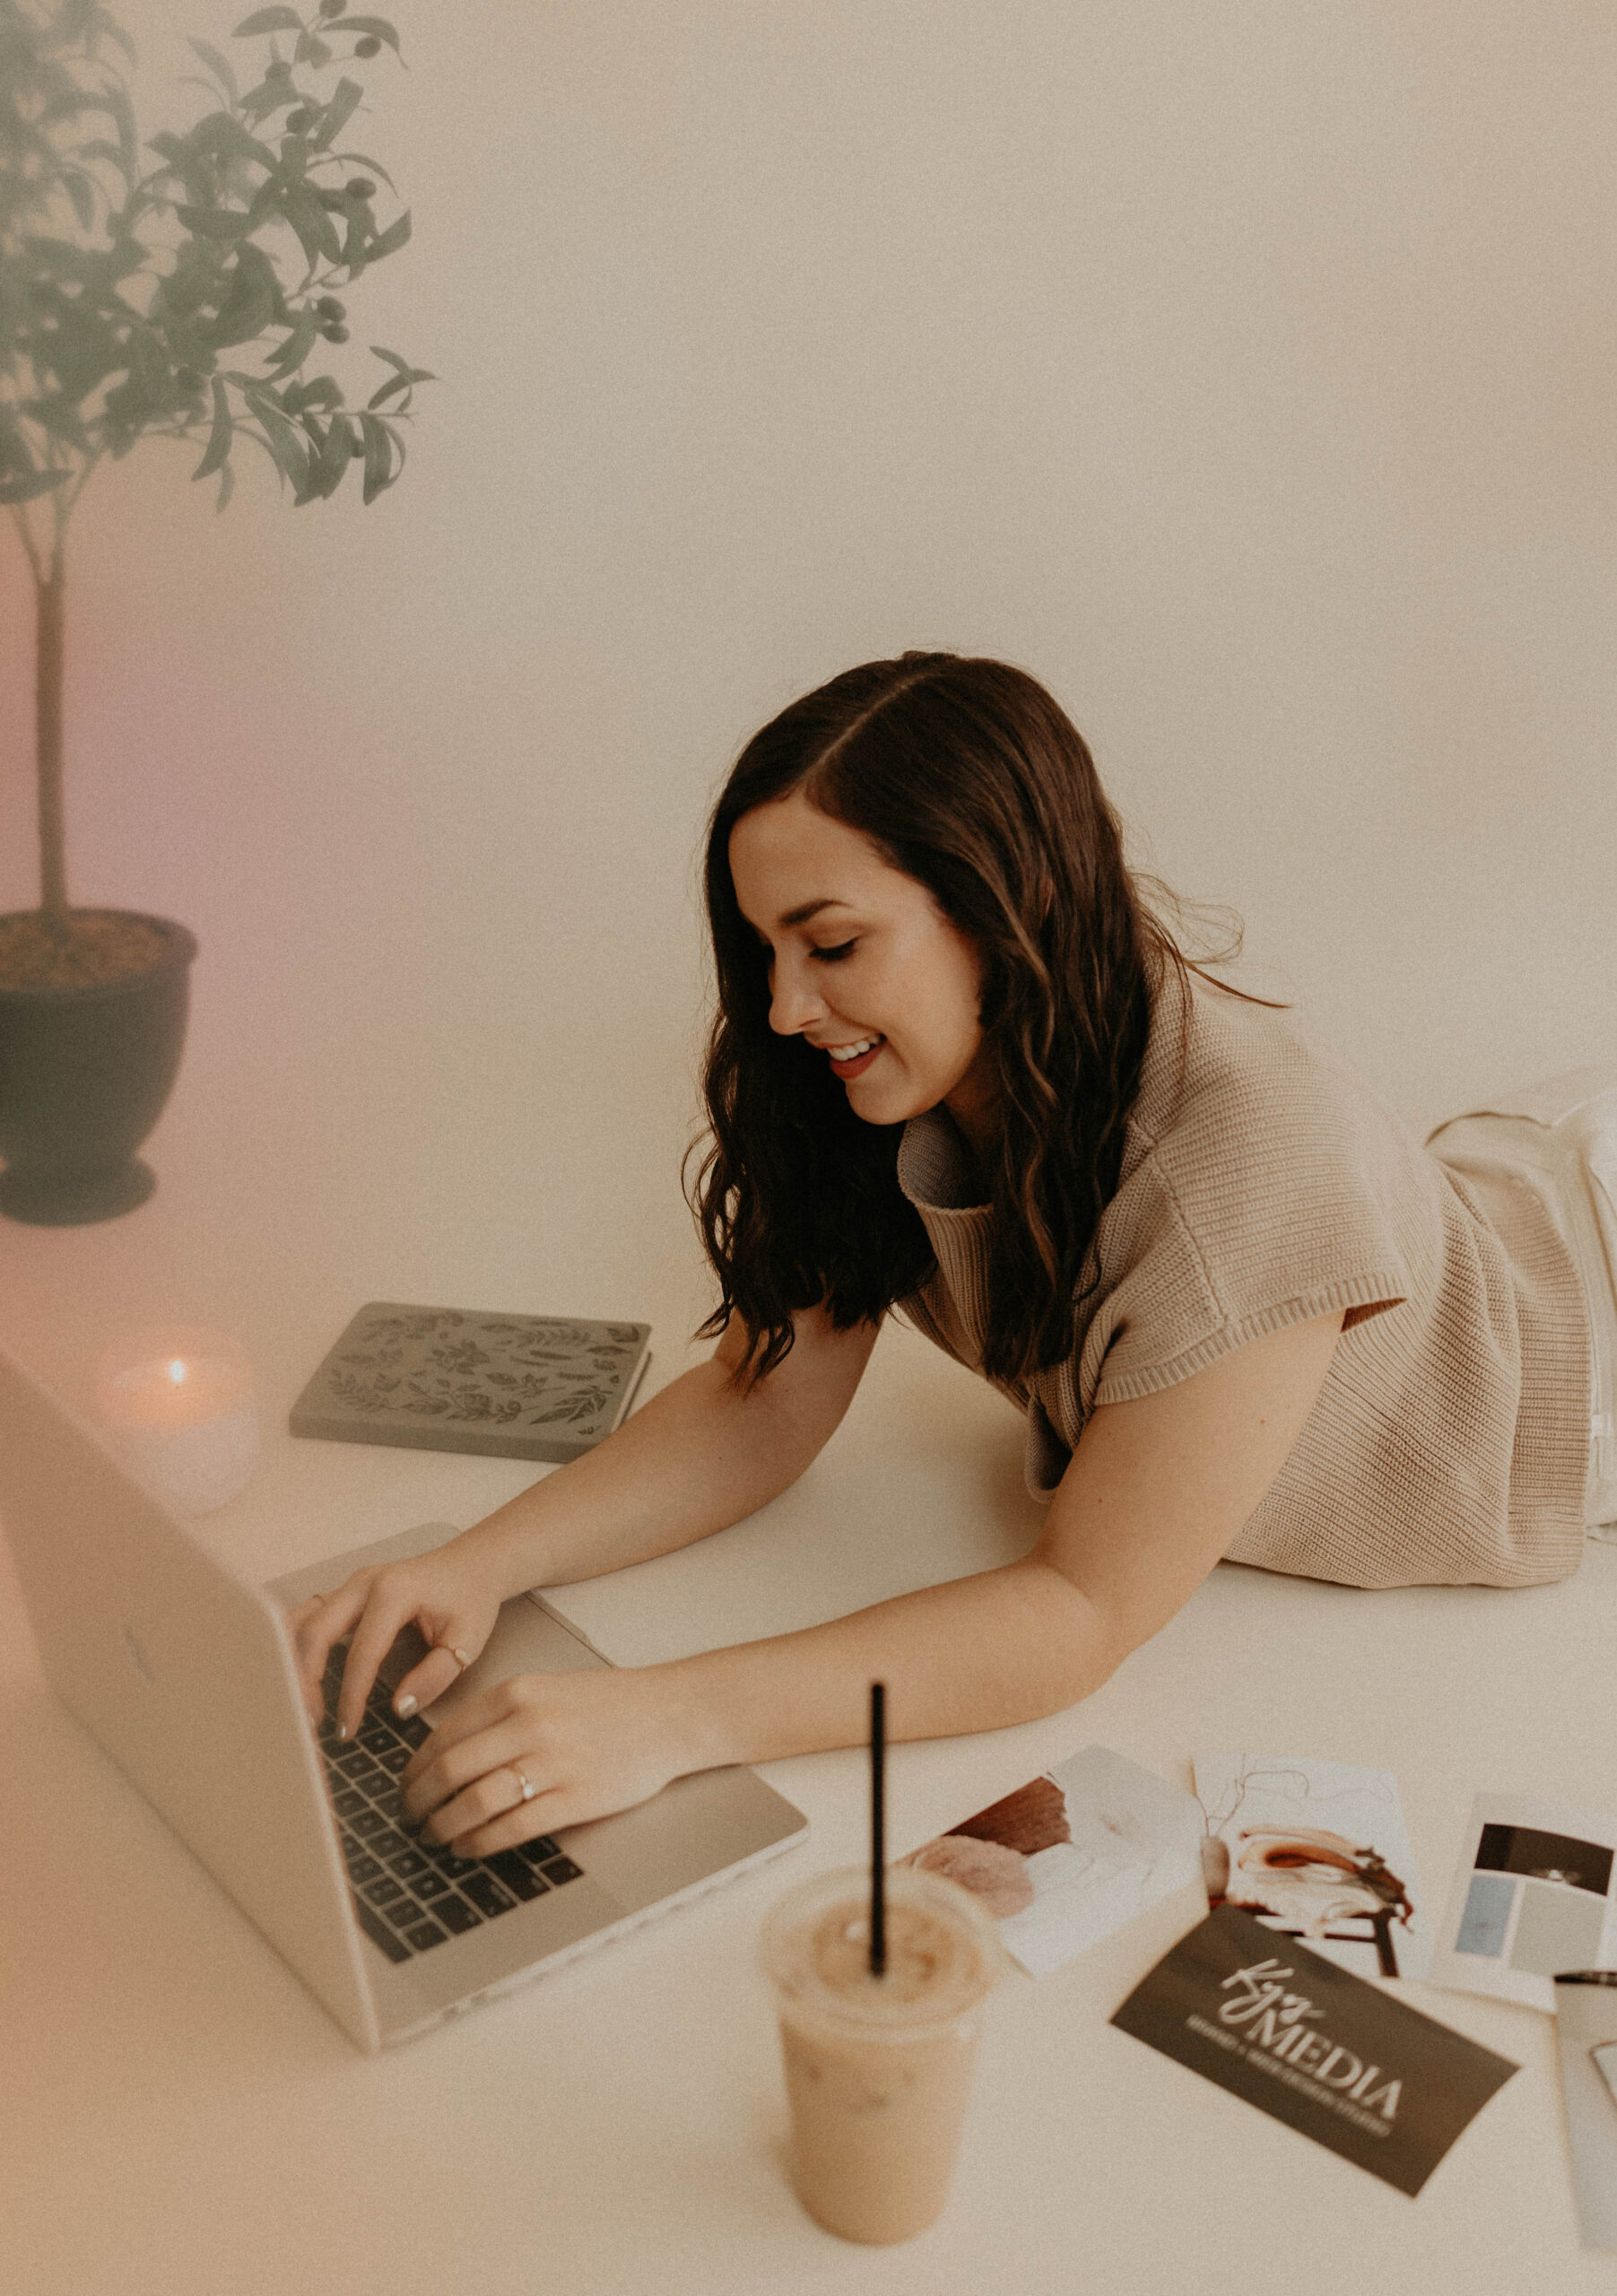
[{"xmin": 777, "ymin": 898, "xmax": 853, "ymax": 928}]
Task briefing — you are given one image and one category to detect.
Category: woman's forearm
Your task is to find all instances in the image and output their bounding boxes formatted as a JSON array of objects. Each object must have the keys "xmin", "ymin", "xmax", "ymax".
[
  {"xmin": 446, "ymin": 1352, "xmax": 827, "ymax": 1600},
  {"xmin": 660, "ymin": 1555, "xmax": 1117, "ymax": 1770}
]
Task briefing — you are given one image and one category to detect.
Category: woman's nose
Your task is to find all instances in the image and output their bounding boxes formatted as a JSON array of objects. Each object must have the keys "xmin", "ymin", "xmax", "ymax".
[{"xmin": 767, "ymin": 960, "xmax": 825, "ymax": 1038}]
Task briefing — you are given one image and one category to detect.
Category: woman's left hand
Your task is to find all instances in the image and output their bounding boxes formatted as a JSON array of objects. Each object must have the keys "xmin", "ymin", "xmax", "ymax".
[{"xmin": 399, "ymin": 1665, "xmax": 693, "ymax": 1854}]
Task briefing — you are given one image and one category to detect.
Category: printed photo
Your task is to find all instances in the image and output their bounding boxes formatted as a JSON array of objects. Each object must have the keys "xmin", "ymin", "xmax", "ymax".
[
  {"xmin": 1193, "ymin": 1753, "xmax": 1430, "ymax": 1981},
  {"xmin": 1430, "ymin": 1793, "xmax": 1617, "ymax": 2012},
  {"xmin": 902, "ymin": 1745, "xmax": 1204, "ymax": 1979}
]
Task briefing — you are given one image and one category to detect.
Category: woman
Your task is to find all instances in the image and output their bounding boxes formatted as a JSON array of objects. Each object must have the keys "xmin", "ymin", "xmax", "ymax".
[{"xmin": 291, "ymin": 653, "xmax": 1615, "ymax": 1859}]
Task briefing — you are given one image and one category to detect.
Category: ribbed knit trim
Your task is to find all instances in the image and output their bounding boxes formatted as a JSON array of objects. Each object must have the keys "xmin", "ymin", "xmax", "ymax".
[{"xmin": 1089, "ymin": 1274, "xmax": 1412, "ymax": 1405}]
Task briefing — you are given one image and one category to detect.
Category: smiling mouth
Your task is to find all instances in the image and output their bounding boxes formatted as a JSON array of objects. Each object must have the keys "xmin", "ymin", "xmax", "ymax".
[{"xmin": 823, "ymin": 1035, "xmax": 884, "ymax": 1076}]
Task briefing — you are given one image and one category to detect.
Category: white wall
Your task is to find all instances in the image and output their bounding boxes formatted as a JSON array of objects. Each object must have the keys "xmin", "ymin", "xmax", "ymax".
[{"xmin": 4, "ymin": 0, "xmax": 1615, "ymax": 1322}]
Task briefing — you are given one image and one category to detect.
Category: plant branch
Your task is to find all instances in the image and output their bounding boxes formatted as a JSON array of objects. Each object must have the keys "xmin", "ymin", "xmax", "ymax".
[{"xmin": 8, "ymin": 503, "xmax": 47, "ymax": 589}]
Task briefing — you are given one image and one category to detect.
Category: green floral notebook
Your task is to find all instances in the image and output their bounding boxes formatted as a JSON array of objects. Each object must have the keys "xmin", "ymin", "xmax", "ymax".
[{"xmin": 289, "ymin": 1302, "xmax": 652, "ymax": 1464}]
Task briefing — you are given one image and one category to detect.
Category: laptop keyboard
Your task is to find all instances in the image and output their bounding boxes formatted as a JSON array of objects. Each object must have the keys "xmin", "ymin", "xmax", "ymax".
[{"xmin": 318, "ymin": 1651, "xmax": 584, "ymax": 1965}]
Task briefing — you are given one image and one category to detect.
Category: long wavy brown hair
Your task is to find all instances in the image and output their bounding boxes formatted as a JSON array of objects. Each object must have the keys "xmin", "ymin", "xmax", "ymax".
[{"xmin": 688, "ymin": 651, "xmax": 1236, "ymax": 1386}]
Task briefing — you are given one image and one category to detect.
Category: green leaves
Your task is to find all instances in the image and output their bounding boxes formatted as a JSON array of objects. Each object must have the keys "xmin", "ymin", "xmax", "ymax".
[
  {"xmin": 357, "ymin": 409, "xmax": 400, "ymax": 502},
  {"xmin": 192, "ymin": 375, "xmax": 232, "ymax": 480},
  {"xmin": 366, "ymin": 205, "xmax": 408, "ymax": 261},
  {"xmin": 4, "ymin": 0, "xmax": 428, "ymax": 527},
  {"xmin": 60, "ymin": 170, "xmax": 96, "ymax": 230},
  {"xmin": 187, "ymin": 38, "xmax": 239, "ymax": 109},
  {"xmin": 233, "ymin": 7, "xmax": 304, "ymax": 33},
  {"xmin": 209, "ymin": 241, "xmax": 278, "ymax": 346},
  {"xmin": 243, "ymin": 385, "xmax": 310, "ymax": 492},
  {"xmin": 279, "ymin": 177, "xmax": 343, "ymax": 271},
  {"xmin": 302, "ymin": 406, "xmax": 356, "ymax": 499},
  {"xmin": 311, "ymin": 75, "xmax": 362, "ymax": 150},
  {"xmin": 324, "ymin": 15, "xmax": 402, "ymax": 56},
  {"xmin": 262, "ymin": 304, "xmax": 320, "ymax": 378},
  {"xmin": 175, "ymin": 204, "xmax": 253, "ymax": 239},
  {"xmin": 366, "ymin": 343, "xmax": 435, "ymax": 409}
]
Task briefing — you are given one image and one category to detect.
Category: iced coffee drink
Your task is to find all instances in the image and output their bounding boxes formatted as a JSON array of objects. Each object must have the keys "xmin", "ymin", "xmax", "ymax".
[{"xmin": 761, "ymin": 1864, "xmax": 1005, "ymax": 2244}]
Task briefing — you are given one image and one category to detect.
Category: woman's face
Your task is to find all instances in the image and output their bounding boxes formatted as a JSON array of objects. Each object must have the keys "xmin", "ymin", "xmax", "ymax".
[{"xmin": 727, "ymin": 792, "xmax": 997, "ymax": 1144}]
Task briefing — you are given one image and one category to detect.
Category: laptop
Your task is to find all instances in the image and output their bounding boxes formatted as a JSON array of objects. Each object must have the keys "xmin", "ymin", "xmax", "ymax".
[{"xmin": 0, "ymin": 1346, "xmax": 808, "ymax": 2051}]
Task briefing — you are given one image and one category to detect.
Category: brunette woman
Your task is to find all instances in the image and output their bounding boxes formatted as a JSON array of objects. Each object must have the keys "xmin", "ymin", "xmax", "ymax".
[{"xmin": 291, "ymin": 654, "xmax": 1616, "ymax": 1856}]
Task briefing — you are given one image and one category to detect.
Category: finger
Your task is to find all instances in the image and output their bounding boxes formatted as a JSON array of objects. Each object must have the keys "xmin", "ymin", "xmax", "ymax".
[
  {"xmin": 423, "ymin": 1768, "xmax": 535, "ymax": 1848},
  {"xmin": 388, "ymin": 1639, "xmax": 475, "ymax": 1726},
  {"xmin": 402, "ymin": 1712, "xmax": 535, "ymax": 1832},
  {"xmin": 399, "ymin": 1677, "xmax": 506, "ymax": 1787},
  {"xmin": 335, "ymin": 1578, "xmax": 425, "ymax": 1741},
  {"xmin": 288, "ymin": 1579, "xmax": 375, "ymax": 1722},
  {"xmin": 448, "ymin": 1787, "xmax": 572, "ymax": 1861}
]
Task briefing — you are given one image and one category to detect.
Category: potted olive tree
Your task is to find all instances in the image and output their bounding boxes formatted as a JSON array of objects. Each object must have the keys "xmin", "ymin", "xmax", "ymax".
[{"xmin": 0, "ymin": 0, "xmax": 433, "ymax": 1222}]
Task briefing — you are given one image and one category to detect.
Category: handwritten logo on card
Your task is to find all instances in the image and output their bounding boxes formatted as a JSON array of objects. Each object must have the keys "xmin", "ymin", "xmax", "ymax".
[{"xmin": 1189, "ymin": 1958, "xmax": 1404, "ymax": 2130}]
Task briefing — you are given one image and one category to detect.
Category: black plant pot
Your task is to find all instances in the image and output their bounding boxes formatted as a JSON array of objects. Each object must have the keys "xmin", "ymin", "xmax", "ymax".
[{"xmin": 0, "ymin": 912, "xmax": 199, "ymax": 1225}]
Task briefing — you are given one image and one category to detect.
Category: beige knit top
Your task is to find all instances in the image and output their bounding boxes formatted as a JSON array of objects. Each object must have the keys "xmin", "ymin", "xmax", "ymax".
[{"xmin": 894, "ymin": 968, "xmax": 1592, "ymax": 1589}]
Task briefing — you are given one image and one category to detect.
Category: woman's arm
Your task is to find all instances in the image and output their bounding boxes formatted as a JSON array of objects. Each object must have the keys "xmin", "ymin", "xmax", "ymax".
[
  {"xmin": 289, "ymin": 1304, "xmax": 880, "ymax": 1735},
  {"xmin": 403, "ymin": 1310, "xmax": 1344, "ymax": 1850}
]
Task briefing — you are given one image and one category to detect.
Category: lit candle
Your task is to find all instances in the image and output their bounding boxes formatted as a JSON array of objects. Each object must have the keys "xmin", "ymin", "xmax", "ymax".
[{"xmin": 94, "ymin": 1328, "xmax": 260, "ymax": 1517}]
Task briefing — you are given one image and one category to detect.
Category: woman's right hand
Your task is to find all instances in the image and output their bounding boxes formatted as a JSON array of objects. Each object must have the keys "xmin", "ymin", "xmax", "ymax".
[{"xmin": 284, "ymin": 1535, "xmax": 508, "ymax": 1741}]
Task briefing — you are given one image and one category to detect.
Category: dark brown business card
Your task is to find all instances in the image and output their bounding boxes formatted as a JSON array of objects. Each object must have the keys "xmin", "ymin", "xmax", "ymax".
[{"xmin": 1111, "ymin": 1905, "xmax": 1517, "ymax": 2196}]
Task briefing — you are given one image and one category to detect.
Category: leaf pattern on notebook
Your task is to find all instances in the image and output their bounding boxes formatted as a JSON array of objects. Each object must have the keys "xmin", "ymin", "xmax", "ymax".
[{"xmin": 314, "ymin": 1307, "xmax": 645, "ymax": 1435}]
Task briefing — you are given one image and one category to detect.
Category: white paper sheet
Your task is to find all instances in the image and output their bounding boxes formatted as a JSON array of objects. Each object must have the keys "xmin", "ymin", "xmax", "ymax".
[
  {"xmin": 1193, "ymin": 1752, "xmax": 1430, "ymax": 1982},
  {"xmin": 905, "ymin": 1744, "xmax": 1204, "ymax": 1980}
]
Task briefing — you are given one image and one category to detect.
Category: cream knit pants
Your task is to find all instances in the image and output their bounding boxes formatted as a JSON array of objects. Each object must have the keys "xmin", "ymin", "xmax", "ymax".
[{"xmin": 1427, "ymin": 1068, "xmax": 1617, "ymax": 1535}]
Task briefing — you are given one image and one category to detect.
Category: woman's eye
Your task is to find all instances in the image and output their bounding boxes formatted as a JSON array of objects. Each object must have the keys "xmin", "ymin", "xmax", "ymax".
[{"xmin": 812, "ymin": 940, "xmax": 856, "ymax": 964}]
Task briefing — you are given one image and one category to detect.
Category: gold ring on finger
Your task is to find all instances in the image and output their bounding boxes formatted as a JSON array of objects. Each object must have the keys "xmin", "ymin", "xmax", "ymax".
[
  {"xmin": 509, "ymin": 1763, "xmax": 538, "ymax": 1804},
  {"xmin": 433, "ymin": 1642, "xmax": 471, "ymax": 1673}
]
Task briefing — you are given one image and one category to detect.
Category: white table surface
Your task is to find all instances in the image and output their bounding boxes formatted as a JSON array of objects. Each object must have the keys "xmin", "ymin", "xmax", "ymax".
[{"xmin": 3, "ymin": 1098, "xmax": 1614, "ymax": 2296}]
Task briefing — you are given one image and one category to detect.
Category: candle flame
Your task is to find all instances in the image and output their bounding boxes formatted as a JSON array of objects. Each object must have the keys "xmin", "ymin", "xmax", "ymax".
[{"xmin": 167, "ymin": 1360, "xmax": 187, "ymax": 1385}]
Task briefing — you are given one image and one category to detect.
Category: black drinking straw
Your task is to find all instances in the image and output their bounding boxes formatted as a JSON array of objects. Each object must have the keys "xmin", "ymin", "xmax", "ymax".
[{"xmin": 869, "ymin": 1680, "xmax": 887, "ymax": 1978}]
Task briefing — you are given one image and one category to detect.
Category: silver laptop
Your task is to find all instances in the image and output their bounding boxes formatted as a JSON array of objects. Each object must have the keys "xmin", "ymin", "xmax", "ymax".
[{"xmin": 0, "ymin": 1347, "xmax": 807, "ymax": 2051}]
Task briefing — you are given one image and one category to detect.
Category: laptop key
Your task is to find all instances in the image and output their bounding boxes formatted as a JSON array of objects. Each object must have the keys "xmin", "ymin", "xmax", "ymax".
[
  {"xmin": 333, "ymin": 1788, "xmax": 368, "ymax": 1820},
  {"xmin": 346, "ymin": 1852, "xmax": 384, "ymax": 1887},
  {"xmin": 351, "ymin": 1809, "xmax": 389, "ymax": 1839},
  {"xmin": 353, "ymin": 1895, "xmax": 412, "ymax": 1965},
  {"xmin": 387, "ymin": 1847, "xmax": 430, "ymax": 1881},
  {"xmin": 433, "ymin": 1892, "xmax": 483, "ymax": 1935},
  {"xmin": 430, "ymin": 1848, "xmax": 480, "ymax": 1878},
  {"xmin": 377, "ymin": 1744, "xmax": 412, "ymax": 1775},
  {"xmin": 404, "ymin": 1919, "xmax": 449, "ymax": 1952},
  {"xmin": 362, "ymin": 1875, "xmax": 406, "ymax": 1909},
  {"xmin": 412, "ymin": 1869, "xmax": 450, "ymax": 1900},
  {"xmin": 488, "ymin": 1850, "xmax": 550, "ymax": 1902},
  {"xmin": 513, "ymin": 1836, "xmax": 561, "ymax": 1866},
  {"xmin": 540, "ymin": 1856, "xmax": 584, "ymax": 1887},
  {"xmin": 396, "ymin": 1713, "xmax": 431, "ymax": 1749},
  {"xmin": 459, "ymin": 1871, "xmax": 517, "ymax": 1919}
]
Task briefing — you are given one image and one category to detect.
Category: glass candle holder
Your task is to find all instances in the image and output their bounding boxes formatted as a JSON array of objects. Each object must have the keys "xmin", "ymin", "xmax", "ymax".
[{"xmin": 94, "ymin": 1326, "xmax": 260, "ymax": 1517}]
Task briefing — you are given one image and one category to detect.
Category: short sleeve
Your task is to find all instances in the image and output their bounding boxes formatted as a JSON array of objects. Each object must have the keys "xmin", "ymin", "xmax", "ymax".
[{"xmin": 1072, "ymin": 1006, "xmax": 1413, "ymax": 1413}]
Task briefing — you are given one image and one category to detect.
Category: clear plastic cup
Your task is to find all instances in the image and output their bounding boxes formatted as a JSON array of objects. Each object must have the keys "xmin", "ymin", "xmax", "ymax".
[{"xmin": 761, "ymin": 1863, "xmax": 1007, "ymax": 2244}]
